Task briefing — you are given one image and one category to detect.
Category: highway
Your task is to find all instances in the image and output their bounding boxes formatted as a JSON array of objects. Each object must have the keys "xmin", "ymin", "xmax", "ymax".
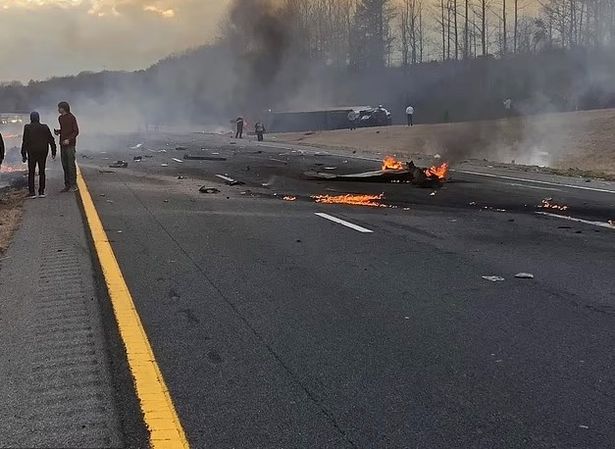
[{"xmin": 79, "ymin": 132, "xmax": 615, "ymax": 448}]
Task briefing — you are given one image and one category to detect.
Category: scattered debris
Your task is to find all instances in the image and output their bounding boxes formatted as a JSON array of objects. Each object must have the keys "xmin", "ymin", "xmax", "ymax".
[
  {"xmin": 199, "ymin": 186, "xmax": 221, "ymax": 194},
  {"xmin": 539, "ymin": 198, "xmax": 569, "ymax": 211},
  {"xmin": 133, "ymin": 156, "xmax": 142, "ymax": 162},
  {"xmin": 482, "ymin": 275, "xmax": 505, "ymax": 282},
  {"xmin": 109, "ymin": 161, "xmax": 128, "ymax": 168},
  {"xmin": 430, "ymin": 191, "xmax": 437, "ymax": 196},
  {"xmin": 130, "ymin": 143, "xmax": 143, "ymax": 149},
  {"xmin": 98, "ymin": 169, "xmax": 115, "ymax": 174},
  {"xmin": 515, "ymin": 272, "xmax": 535, "ymax": 279},
  {"xmin": 161, "ymin": 163, "xmax": 169, "ymax": 167},
  {"xmin": 324, "ymin": 167, "xmax": 337, "ymax": 170},
  {"xmin": 216, "ymin": 174, "xmax": 243, "ymax": 186},
  {"xmin": 175, "ymin": 147, "xmax": 187, "ymax": 151},
  {"xmin": 306, "ymin": 156, "xmax": 449, "ymax": 188},
  {"xmin": 172, "ymin": 158, "xmax": 184, "ymax": 163},
  {"xmin": 283, "ymin": 196, "xmax": 297, "ymax": 201},
  {"xmin": 81, "ymin": 154, "xmax": 92, "ymax": 159},
  {"xmin": 609, "ymin": 220, "xmax": 615, "ymax": 227},
  {"xmin": 434, "ymin": 154, "xmax": 442, "ymax": 159},
  {"xmin": 184, "ymin": 154, "xmax": 227, "ymax": 161},
  {"xmin": 579, "ymin": 425, "xmax": 589, "ymax": 430},
  {"xmin": 177, "ymin": 175, "xmax": 186, "ymax": 180}
]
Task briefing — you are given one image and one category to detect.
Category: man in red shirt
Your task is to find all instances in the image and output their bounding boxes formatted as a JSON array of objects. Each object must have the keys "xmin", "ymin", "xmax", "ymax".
[{"xmin": 55, "ymin": 101, "xmax": 79, "ymax": 192}]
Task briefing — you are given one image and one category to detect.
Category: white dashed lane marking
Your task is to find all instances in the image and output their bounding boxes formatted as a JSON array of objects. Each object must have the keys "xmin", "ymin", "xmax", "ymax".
[{"xmin": 315, "ymin": 213, "xmax": 374, "ymax": 233}]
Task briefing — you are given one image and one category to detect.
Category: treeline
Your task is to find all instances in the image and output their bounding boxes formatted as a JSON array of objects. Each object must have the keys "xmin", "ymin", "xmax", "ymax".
[{"xmin": 260, "ymin": 0, "xmax": 615, "ymax": 66}]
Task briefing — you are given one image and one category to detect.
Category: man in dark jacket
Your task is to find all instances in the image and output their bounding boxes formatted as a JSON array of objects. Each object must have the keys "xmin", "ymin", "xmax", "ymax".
[
  {"xmin": 21, "ymin": 112, "xmax": 56, "ymax": 198},
  {"xmin": 54, "ymin": 101, "xmax": 79, "ymax": 192},
  {"xmin": 0, "ymin": 131, "xmax": 4, "ymax": 168},
  {"xmin": 235, "ymin": 116, "xmax": 244, "ymax": 139}
]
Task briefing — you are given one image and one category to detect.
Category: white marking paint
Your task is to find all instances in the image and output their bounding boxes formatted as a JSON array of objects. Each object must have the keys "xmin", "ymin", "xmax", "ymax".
[
  {"xmin": 457, "ymin": 170, "xmax": 615, "ymax": 194},
  {"xmin": 536, "ymin": 212, "xmax": 615, "ymax": 230},
  {"xmin": 506, "ymin": 182, "xmax": 562, "ymax": 192},
  {"xmin": 315, "ymin": 213, "xmax": 374, "ymax": 233}
]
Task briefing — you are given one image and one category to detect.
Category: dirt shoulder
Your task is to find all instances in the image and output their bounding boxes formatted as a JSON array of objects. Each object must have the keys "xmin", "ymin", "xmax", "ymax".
[
  {"xmin": 271, "ymin": 108, "xmax": 615, "ymax": 178},
  {"xmin": 0, "ymin": 188, "xmax": 26, "ymax": 255}
]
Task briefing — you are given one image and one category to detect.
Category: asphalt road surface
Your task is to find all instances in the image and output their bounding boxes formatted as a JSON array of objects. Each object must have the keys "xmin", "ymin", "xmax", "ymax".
[{"xmin": 79, "ymin": 132, "xmax": 615, "ymax": 449}]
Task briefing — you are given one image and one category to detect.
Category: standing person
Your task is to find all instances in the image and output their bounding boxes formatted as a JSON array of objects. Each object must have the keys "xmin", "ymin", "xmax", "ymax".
[
  {"xmin": 503, "ymin": 98, "xmax": 512, "ymax": 117},
  {"xmin": 0, "ymin": 131, "xmax": 4, "ymax": 169},
  {"xmin": 54, "ymin": 101, "xmax": 79, "ymax": 192},
  {"xmin": 21, "ymin": 112, "xmax": 56, "ymax": 198},
  {"xmin": 405, "ymin": 105, "xmax": 415, "ymax": 126},
  {"xmin": 254, "ymin": 121, "xmax": 266, "ymax": 142},
  {"xmin": 235, "ymin": 116, "xmax": 244, "ymax": 139}
]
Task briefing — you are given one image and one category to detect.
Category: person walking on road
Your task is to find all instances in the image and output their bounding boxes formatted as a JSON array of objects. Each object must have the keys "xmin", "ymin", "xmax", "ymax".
[
  {"xmin": 405, "ymin": 105, "xmax": 415, "ymax": 126},
  {"xmin": 235, "ymin": 116, "xmax": 244, "ymax": 139},
  {"xmin": 0, "ymin": 131, "xmax": 4, "ymax": 169},
  {"xmin": 54, "ymin": 101, "xmax": 79, "ymax": 192},
  {"xmin": 21, "ymin": 112, "xmax": 57, "ymax": 198}
]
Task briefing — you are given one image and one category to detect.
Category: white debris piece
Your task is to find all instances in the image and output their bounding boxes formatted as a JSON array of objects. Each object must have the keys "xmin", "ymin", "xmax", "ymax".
[
  {"xmin": 482, "ymin": 276, "xmax": 505, "ymax": 282},
  {"xmin": 172, "ymin": 158, "xmax": 183, "ymax": 163},
  {"xmin": 515, "ymin": 272, "xmax": 535, "ymax": 279}
]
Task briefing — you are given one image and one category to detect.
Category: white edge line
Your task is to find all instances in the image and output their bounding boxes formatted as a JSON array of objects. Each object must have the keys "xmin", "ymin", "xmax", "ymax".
[
  {"xmin": 315, "ymin": 212, "xmax": 374, "ymax": 233},
  {"xmin": 536, "ymin": 212, "xmax": 615, "ymax": 230},
  {"xmin": 458, "ymin": 170, "xmax": 615, "ymax": 194},
  {"xmin": 506, "ymin": 182, "xmax": 562, "ymax": 192}
]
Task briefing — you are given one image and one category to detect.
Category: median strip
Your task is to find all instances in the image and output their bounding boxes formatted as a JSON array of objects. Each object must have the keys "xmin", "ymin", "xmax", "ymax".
[{"xmin": 76, "ymin": 166, "xmax": 190, "ymax": 449}]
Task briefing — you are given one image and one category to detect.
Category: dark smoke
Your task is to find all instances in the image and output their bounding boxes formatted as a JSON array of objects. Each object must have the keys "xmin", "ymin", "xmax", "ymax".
[{"xmin": 224, "ymin": 0, "xmax": 309, "ymax": 114}]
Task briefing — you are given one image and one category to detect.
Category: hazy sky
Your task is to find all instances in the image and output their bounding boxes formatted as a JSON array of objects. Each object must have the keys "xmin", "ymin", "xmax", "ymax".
[{"xmin": 0, "ymin": 0, "xmax": 230, "ymax": 82}]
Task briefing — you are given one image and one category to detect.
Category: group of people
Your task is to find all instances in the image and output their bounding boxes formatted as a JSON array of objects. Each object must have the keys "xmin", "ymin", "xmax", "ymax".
[
  {"xmin": 0, "ymin": 101, "xmax": 79, "ymax": 198},
  {"xmin": 234, "ymin": 117, "xmax": 266, "ymax": 142}
]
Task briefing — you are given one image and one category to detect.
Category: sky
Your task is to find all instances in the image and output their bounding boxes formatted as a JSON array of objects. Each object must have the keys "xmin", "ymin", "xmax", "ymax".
[{"xmin": 0, "ymin": 0, "xmax": 230, "ymax": 82}]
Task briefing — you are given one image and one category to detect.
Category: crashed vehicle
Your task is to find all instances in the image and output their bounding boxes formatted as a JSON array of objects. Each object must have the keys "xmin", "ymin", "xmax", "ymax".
[{"xmin": 358, "ymin": 106, "xmax": 393, "ymax": 127}]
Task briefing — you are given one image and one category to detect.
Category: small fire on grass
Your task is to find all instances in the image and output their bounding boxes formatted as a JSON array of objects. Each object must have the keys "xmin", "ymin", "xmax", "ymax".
[
  {"xmin": 312, "ymin": 193, "xmax": 384, "ymax": 207},
  {"xmin": 539, "ymin": 198, "xmax": 569, "ymax": 211}
]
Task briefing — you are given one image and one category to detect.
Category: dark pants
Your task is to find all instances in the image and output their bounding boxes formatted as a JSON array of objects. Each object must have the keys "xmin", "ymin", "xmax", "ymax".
[
  {"xmin": 407, "ymin": 114, "xmax": 414, "ymax": 126},
  {"xmin": 235, "ymin": 124, "xmax": 243, "ymax": 139},
  {"xmin": 28, "ymin": 152, "xmax": 48, "ymax": 195},
  {"xmin": 257, "ymin": 132, "xmax": 264, "ymax": 142},
  {"xmin": 61, "ymin": 146, "xmax": 77, "ymax": 188}
]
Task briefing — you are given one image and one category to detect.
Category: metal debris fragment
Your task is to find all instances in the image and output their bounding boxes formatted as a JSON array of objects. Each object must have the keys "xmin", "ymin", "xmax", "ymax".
[
  {"xmin": 482, "ymin": 276, "xmax": 505, "ymax": 282},
  {"xmin": 216, "ymin": 174, "xmax": 243, "ymax": 186},
  {"xmin": 109, "ymin": 161, "xmax": 128, "ymax": 168},
  {"xmin": 515, "ymin": 273, "xmax": 535, "ymax": 279},
  {"xmin": 199, "ymin": 186, "xmax": 221, "ymax": 194}
]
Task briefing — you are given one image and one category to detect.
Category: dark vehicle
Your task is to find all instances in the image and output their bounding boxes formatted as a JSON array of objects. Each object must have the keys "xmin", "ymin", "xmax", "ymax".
[{"xmin": 357, "ymin": 106, "xmax": 392, "ymax": 127}]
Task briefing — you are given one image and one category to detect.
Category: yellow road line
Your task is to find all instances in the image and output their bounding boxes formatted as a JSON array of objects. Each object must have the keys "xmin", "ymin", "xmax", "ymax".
[{"xmin": 76, "ymin": 166, "xmax": 190, "ymax": 449}]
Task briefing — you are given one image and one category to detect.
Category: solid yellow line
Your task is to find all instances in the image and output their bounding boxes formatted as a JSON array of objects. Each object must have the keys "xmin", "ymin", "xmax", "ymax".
[{"xmin": 76, "ymin": 166, "xmax": 190, "ymax": 449}]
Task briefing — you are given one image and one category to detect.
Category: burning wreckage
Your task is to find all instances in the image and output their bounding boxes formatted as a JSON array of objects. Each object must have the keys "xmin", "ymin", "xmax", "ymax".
[{"xmin": 305, "ymin": 156, "xmax": 449, "ymax": 187}]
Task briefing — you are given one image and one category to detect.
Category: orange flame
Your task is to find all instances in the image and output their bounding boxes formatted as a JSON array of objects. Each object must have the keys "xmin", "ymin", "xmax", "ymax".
[
  {"xmin": 312, "ymin": 193, "xmax": 384, "ymax": 207},
  {"xmin": 539, "ymin": 198, "xmax": 568, "ymax": 211},
  {"xmin": 424, "ymin": 162, "xmax": 449, "ymax": 179},
  {"xmin": 382, "ymin": 156, "xmax": 405, "ymax": 171}
]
